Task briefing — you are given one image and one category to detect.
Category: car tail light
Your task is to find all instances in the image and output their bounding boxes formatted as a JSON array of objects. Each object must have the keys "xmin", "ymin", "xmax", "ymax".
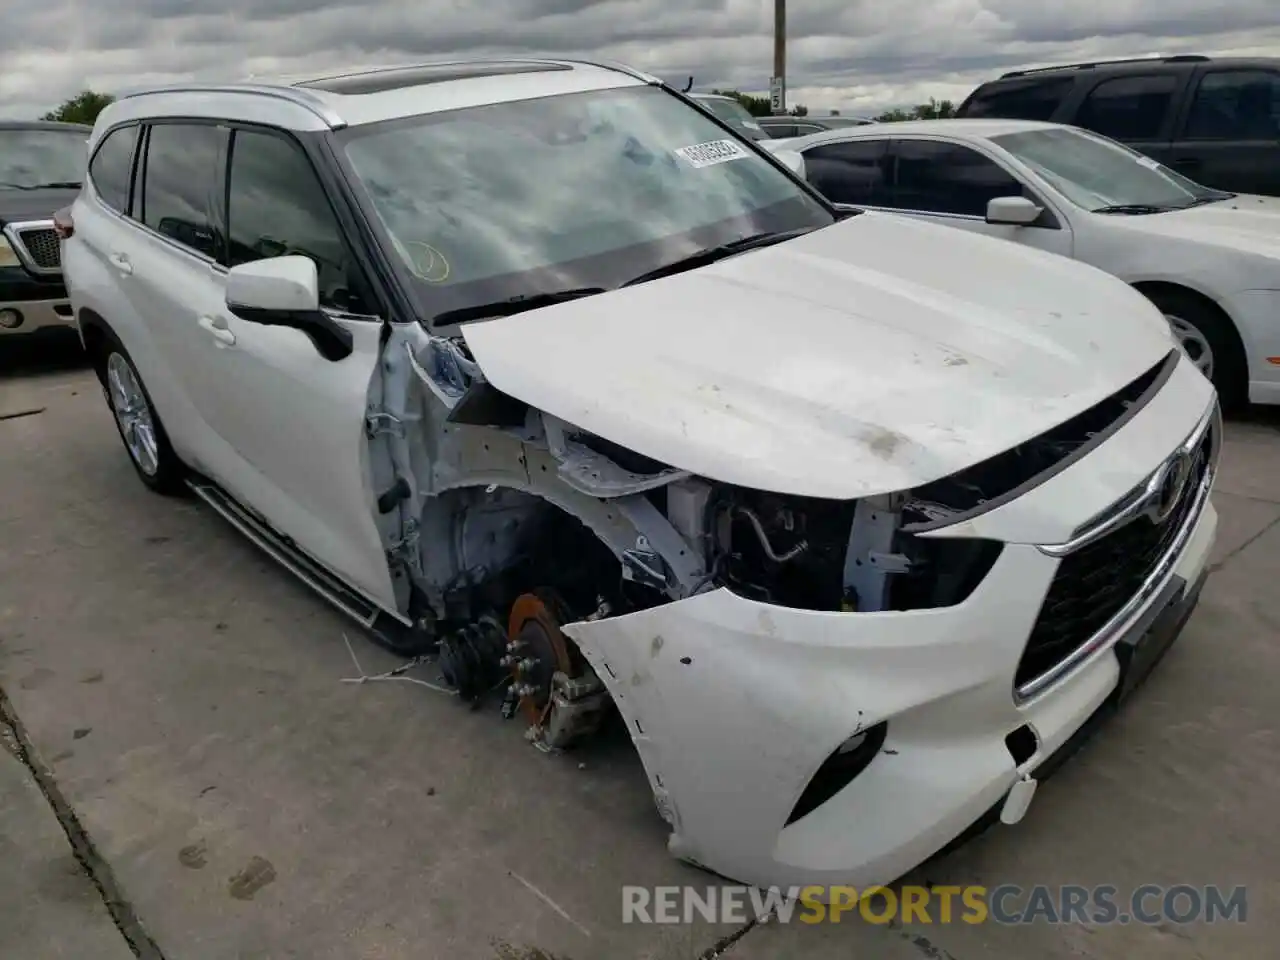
[{"xmin": 53, "ymin": 208, "xmax": 75, "ymax": 240}]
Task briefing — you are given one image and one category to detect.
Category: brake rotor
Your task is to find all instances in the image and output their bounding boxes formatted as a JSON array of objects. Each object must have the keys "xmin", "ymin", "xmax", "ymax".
[{"xmin": 507, "ymin": 590, "xmax": 577, "ymax": 725}]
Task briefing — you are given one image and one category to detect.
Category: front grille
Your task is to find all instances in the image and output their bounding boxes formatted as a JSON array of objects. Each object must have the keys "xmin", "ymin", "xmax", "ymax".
[
  {"xmin": 15, "ymin": 227, "xmax": 61, "ymax": 270},
  {"xmin": 1015, "ymin": 414, "xmax": 1215, "ymax": 692}
]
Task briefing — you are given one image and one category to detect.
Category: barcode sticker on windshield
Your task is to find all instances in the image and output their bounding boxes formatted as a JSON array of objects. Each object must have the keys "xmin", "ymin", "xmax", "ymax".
[{"xmin": 674, "ymin": 139, "xmax": 751, "ymax": 168}]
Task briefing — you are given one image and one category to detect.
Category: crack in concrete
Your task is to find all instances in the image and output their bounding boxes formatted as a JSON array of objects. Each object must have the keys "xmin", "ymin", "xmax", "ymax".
[
  {"xmin": 0, "ymin": 683, "xmax": 167, "ymax": 960},
  {"xmin": 1209, "ymin": 514, "xmax": 1280, "ymax": 574},
  {"xmin": 698, "ymin": 913, "xmax": 763, "ymax": 959}
]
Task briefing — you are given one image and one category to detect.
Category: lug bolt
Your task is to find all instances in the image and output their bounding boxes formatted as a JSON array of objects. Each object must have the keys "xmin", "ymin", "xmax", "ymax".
[{"xmin": 517, "ymin": 658, "xmax": 538, "ymax": 674}]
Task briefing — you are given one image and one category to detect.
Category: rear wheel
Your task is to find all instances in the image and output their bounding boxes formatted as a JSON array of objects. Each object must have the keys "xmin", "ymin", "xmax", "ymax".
[
  {"xmin": 1141, "ymin": 288, "xmax": 1248, "ymax": 411},
  {"xmin": 93, "ymin": 335, "xmax": 186, "ymax": 494}
]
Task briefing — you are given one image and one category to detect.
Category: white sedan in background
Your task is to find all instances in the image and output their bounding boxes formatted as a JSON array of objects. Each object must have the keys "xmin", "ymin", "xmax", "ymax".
[{"xmin": 768, "ymin": 119, "xmax": 1280, "ymax": 409}]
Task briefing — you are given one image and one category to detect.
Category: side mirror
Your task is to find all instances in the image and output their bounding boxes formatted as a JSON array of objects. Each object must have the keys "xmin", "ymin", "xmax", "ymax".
[
  {"xmin": 225, "ymin": 255, "xmax": 353, "ymax": 361},
  {"xmin": 986, "ymin": 195, "xmax": 1042, "ymax": 226},
  {"xmin": 773, "ymin": 148, "xmax": 806, "ymax": 179}
]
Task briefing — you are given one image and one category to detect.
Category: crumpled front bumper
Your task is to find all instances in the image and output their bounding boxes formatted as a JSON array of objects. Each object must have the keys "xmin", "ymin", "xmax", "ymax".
[{"xmin": 562, "ymin": 354, "xmax": 1219, "ymax": 894}]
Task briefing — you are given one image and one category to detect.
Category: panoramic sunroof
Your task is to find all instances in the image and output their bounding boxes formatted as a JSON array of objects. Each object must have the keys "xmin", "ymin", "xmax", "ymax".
[{"xmin": 297, "ymin": 62, "xmax": 573, "ymax": 96}]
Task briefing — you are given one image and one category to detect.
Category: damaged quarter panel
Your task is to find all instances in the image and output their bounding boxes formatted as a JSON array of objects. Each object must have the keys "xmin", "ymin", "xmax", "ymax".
[{"xmin": 461, "ymin": 211, "xmax": 1178, "ymax": 500}]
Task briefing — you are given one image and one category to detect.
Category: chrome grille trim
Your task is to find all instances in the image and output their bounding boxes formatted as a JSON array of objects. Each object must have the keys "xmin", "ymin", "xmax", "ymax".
[
  {"xmin": 1038, "ymin": 399, "xmax": 1218, "ymax": 558},
  {"xmin": 2, "ymin": 219, "xmax": 61, "ymax": 276},
  {"xmin": 1016, "ymin": 401, "xmax": 1221, "ymax": 703}
]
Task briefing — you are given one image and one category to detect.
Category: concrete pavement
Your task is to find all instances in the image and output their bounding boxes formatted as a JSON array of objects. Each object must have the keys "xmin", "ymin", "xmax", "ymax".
[
  {"xmin": 2, "ymin": 345, "xmax": 1278, "ymax": 959},
  {"xmin": 0, "ymin": 701, "xmax": 134, "ymax": 960}
]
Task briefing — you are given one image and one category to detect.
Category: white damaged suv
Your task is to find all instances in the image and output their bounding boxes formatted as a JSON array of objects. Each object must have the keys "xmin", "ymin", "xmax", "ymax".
[{"xmin": 61, "ymin": 59, "xmax": 1220, "ymax": 894}]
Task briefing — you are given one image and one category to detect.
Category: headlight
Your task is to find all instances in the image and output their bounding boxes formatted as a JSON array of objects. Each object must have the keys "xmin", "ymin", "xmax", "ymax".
[{"xmin": 0, "ymin": 237, "xmax": 21, "ymax": 269}]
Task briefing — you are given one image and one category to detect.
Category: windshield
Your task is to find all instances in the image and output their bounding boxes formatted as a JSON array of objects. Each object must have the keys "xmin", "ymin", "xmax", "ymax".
[
  {"xmin": 0, "ymin": 128, "xmax": 86, "ymax": 190},
  {"xmin": 693, "ymin": 97, "xmax": 768, "ymax": 140},
  {"xmin": 990, "ymin": 127, "xmax": 1231, "ymax": 212},
  {"xmin": 341, "ymin": 85, "xmax": 832, "ymax": 323}
]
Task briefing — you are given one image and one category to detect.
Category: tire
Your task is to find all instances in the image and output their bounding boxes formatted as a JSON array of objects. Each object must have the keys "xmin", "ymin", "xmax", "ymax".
[
  {"xmin": 91, "ymin": 332, "xmax": 187, "ymax": 495},
  {"xmin": 1140, "ymin": 288, "xmax": 1248, "ymax": 412}
]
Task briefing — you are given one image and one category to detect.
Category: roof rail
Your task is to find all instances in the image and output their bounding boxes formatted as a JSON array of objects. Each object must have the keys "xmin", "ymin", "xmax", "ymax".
[
  {"xmin": 521, "ymin": 56, "xmax": 662, "ymax": 85},
  {"xmin": 115, "ymin": 82, "xmax": 346, "ymax": 128},
  {"xmin": 999, "ymin": 53, "xmax": 1209, "ymax": 79},
  {"xmin": 292, "ymin": 56, "xmax": 659, "ymax": 91}
]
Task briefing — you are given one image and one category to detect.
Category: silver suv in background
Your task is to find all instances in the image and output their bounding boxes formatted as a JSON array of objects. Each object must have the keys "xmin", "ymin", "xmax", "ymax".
[{"xmin": 689, "ymin": 92, "xmax": 769, "ymax": 140}]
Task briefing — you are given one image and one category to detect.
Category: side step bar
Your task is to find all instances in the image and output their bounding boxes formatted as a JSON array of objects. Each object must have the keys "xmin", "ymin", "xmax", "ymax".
[{"xmin": 187, "ymin": 478, "xmax": 381, "ymax": 629}]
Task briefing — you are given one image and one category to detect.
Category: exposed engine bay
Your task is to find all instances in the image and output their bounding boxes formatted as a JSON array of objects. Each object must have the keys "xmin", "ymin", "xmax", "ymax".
[{"xmin": 358, "ymin": 324, "xmax": 1151, "ymax": 754}]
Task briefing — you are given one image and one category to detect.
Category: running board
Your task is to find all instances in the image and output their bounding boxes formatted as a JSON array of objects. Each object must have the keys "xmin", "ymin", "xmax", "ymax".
[{"xmin": 187, "ymin": 479, "xmax": 381, "ymax": 630}]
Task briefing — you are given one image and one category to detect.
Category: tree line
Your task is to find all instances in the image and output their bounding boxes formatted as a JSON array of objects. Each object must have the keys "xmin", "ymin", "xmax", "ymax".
[
  {"xmin": 41, "ymin": 88, "xmax": 957, "ymax": 128},
  {"xmin": 709, "ymin": 89, "xmax": 956, "ymax": 122}
]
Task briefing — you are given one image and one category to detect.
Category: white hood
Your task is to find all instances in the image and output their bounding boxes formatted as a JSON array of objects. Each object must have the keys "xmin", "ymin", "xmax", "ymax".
[
  {"xmin": 1122, "ymin": 193, "xmax": 1280, "ymax": 259},
  {"xmin": 461, "ymin": 213, "xmax": 1177, "ymax": 499}
]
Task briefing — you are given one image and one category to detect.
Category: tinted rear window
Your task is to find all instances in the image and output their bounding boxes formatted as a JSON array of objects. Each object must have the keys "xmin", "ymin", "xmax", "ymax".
[
  {"xmin": 140, "ymin": 123, "xmax": 225, "ymax": 259},
  {"xmin": 958, "ymin": 77, "xmax": 1074, "ymax": 120},
  {"xmin": 1075, "ymin": 74, "xmax": 1177, "ymax": 140}
]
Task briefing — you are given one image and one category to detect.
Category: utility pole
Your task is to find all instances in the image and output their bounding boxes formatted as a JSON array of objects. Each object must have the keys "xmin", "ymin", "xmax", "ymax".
[{"xmin": 771, "ymin": 0, "xmax": 787, "ymax": 115}]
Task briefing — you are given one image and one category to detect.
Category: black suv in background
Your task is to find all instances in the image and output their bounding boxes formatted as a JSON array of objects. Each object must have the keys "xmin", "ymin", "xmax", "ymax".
[
  {"xmin": 956, "ymin": 55, "xmax": 1280, "ymax": 197},
  {"xmin": 1, "ymin": 120, "xmax": 89, "ymax": 339}
]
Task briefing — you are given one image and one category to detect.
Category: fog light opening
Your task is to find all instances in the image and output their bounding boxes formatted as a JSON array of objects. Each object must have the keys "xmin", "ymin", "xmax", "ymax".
[
  {"xmin": 1004, "ymin": 724, "xmax": 1039, "ymax": 766},
  {"xmin": 785, "ymin": 721, "xmax": 888, "ymax": 826},
  {"xmin": 0, "ymin": 308, "xmax": 24, "ymax": 329}
]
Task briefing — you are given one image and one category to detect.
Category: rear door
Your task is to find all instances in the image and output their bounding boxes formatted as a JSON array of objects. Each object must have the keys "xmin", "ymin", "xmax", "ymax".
[
  {"xmin": 118, "ymin": 120, "xmax": 233, "ymax": 470},
  {"xmin": 1168, "ymin": 67, "xmax": 1280, "ymax": 196},
  {"xmin": 799, "ymin": 138, "xmax": 892, "ymax": 210},
  {"xmin": 1065, "ymin": 72, "xmax": 1188, "ymax": 166}
]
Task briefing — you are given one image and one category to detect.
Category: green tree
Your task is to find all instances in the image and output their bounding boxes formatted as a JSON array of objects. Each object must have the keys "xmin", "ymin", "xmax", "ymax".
[
  {"xmin": 709, "ymin": 88, "xmax": 809, "ymax": 118},
  {"xmin": 42, "ymin": 90, "xmax": 114, "ymax": 126},
  {"xmin": 875, "ymin": 97, "xmax": 957, "ymax": 123}
]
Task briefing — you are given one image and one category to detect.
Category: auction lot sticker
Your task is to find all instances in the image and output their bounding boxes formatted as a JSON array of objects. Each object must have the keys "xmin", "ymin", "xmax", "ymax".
[{"xmin": 675, "ymin": 139, "xmax": 751, "ymax": 168}]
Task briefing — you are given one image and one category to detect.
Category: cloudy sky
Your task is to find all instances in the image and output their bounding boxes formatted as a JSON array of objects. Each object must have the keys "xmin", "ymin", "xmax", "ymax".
[{"xmin": 3, "ymin": 0, "xmax": 1279, "ymax": 119}]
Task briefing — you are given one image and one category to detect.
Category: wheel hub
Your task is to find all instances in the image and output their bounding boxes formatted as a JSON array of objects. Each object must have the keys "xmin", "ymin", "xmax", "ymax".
[{"xmin": 504, "ymin": 591, "xmax": 576, "ymax": 725}]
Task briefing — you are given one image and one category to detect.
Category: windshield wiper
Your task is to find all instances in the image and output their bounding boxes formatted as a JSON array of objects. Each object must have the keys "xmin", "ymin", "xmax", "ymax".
[
  {"xmin": 433, "ymin": 287, "xmax": 607, "ymax": 325},
  {"xmin": 622, "ymin": 227, "xmax": 818, "ymax": 287},
  {"xmin": 1178, "ymin": 194, "xmax": 1236, "ymax": 209},
  {"xmin": 1091, "ymin": 203, "xmax": 1174, "ymax": 215}
]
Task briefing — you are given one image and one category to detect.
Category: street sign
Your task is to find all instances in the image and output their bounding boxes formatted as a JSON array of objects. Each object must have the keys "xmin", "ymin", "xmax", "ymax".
[{"xmin": 769, "ymin": 75, "xmax": 785, "ymax": 114}]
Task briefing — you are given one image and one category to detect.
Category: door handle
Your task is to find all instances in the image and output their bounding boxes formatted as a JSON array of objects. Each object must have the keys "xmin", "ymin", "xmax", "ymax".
[
  {"xmin": 198, "ymin": 314, "xmax": 236, "ymax": 346},
  {"xmin": 108, "ymin": 252, "xmax": 133, "ymax": 275}
]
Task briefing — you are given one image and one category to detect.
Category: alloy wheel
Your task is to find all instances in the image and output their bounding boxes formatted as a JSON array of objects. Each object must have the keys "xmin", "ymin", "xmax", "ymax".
[
  {"xmin": 1165, "ymin": 313, "xmax": 1214, "ymax": 381},
  {"xmin": 106, "ymin": 352, "xmax": 160, "ymax": 477}
]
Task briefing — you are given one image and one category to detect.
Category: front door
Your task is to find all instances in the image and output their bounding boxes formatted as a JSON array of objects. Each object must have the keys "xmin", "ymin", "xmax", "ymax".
[
  {"xmin": 882, "ymin": 138, "xmax": 1075, "ymax": 258},
  {"xmin": 135, "ymin": 119, "xmax": 397, "ymax": 610}
]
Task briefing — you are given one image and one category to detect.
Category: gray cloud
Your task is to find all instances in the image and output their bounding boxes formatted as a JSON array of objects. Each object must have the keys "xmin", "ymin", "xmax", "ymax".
[{"xmin": 2, "ymin": 0, "xmax": 1278, "ymax": 119}]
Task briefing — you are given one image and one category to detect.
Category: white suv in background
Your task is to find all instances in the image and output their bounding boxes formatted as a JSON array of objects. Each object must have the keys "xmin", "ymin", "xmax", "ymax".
[{"xmin": 60, "ymin": 59, "xmax": 1219, "ymax": 895}]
